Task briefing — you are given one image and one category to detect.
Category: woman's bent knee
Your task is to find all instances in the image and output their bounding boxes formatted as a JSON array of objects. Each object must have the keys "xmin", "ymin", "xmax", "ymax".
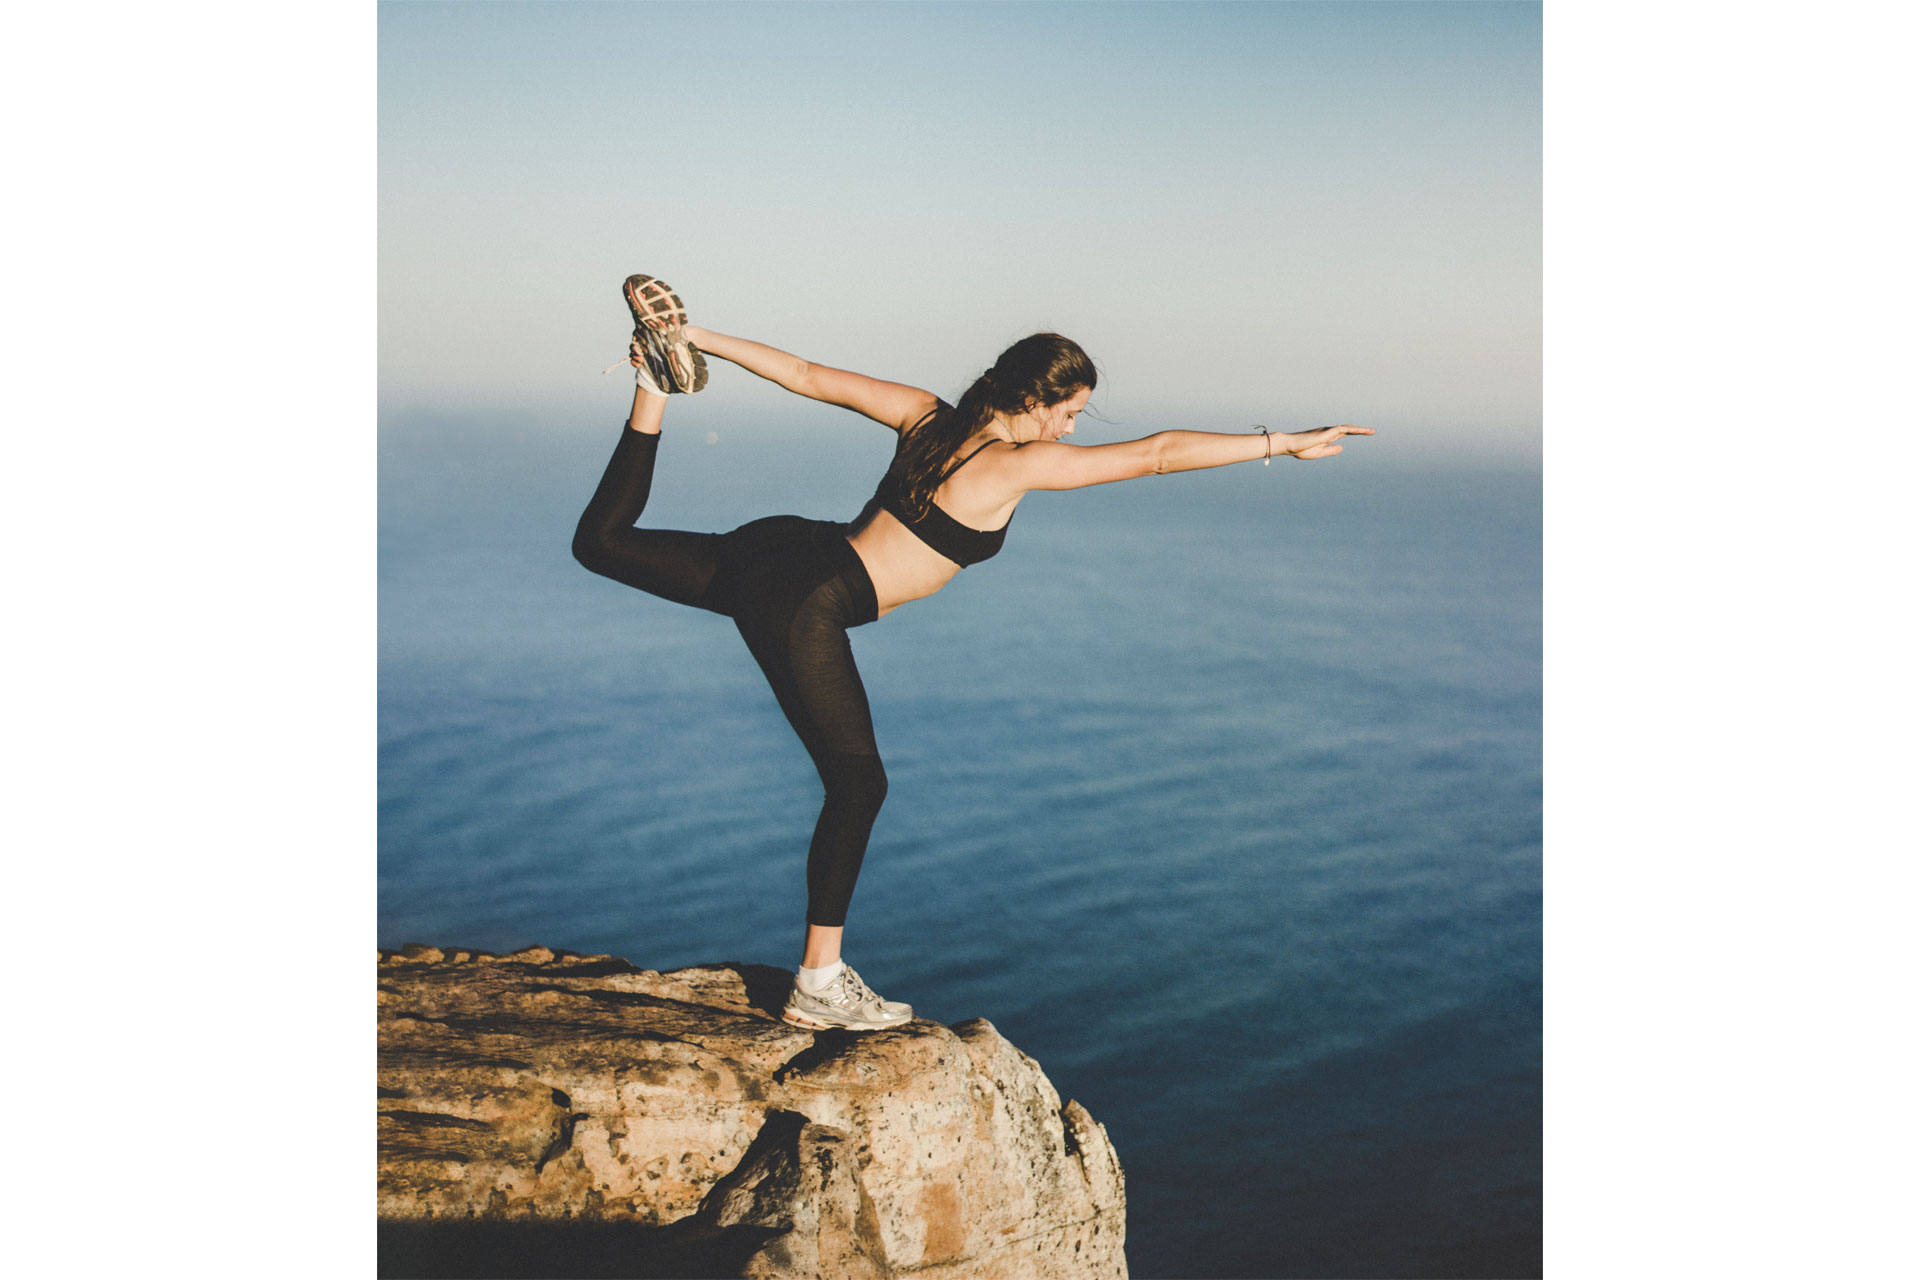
[
  {"xmin": 572, "ymin": 514, "xmax": 630, "ymax": 580},
  {"xmin": 572, "ymin": 518, "xmax": 609, "ymax": 575}
]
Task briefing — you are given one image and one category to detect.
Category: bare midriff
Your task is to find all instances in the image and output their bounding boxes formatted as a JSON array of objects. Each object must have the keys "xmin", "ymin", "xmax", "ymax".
[{"xmin": 844, "ymin": 511, "xmax": 966, "ymax": 617}]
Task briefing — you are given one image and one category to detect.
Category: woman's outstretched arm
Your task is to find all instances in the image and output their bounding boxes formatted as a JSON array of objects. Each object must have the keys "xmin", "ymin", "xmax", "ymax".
[
  {"xmin": 1006, "ymin": 424, "xmax": 1374, "ymax": 491},
  {"xmin": 685, "ymin": 325, "xmax": 938, "ymax": 433}
]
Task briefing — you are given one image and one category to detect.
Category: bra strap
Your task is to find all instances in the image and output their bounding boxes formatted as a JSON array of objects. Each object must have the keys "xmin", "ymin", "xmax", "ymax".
[{"xmin": 937, "ymin": 438, "xmax": 1002, "ymax": 483}]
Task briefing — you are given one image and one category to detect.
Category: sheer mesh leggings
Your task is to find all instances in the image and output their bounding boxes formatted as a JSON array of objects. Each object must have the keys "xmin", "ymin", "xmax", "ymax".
[
  {"xmin": 571, "ymin": 425, "xmax": 886, "ymax": 927},
  {"xmin": 571, "ymin": 426, "xmax": 725, "ymax": 609}
]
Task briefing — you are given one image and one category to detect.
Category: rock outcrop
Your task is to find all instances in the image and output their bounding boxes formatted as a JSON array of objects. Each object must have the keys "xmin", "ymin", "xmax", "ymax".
[{"xmin": 377, "ymin": 945, "xmax": 1126, "ymax": 1278}]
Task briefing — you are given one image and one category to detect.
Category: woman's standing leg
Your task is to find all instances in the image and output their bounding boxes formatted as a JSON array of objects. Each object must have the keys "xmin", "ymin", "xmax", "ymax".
[
  {"xmin": 735, "ymin": 609, "xmax": 890, "ymax": 935},
  {"xmin": 731, "ymin": 570, "xmax": 912, "ymax": 1030}
]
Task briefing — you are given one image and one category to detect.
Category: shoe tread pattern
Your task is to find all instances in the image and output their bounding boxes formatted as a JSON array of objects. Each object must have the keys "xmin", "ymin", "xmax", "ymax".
[{"xmin": 623, "ymin": 274, "xmax": 708, "ymax": 392}]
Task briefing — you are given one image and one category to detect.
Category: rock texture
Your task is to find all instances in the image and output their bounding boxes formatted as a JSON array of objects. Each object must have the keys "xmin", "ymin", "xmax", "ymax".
[{"xmin": 378, "ymin": 944, "xmax": 1126, "ymax": 1278}]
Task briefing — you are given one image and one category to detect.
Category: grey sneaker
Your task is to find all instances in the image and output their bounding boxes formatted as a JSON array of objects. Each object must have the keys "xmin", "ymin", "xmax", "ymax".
[
  {"xmin": 782, "ymin": 965, "xmax": 912, "ymax": 1031},
  {"xmin": 623, "ymin": 274, "xmax": 708, "ymax": 393}
]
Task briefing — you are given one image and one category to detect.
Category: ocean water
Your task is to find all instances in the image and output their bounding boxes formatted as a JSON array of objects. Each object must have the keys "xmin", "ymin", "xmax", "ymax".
[{"xmin": 380, "ymin": 413, "xmax": 1541, "ymax": 1279}]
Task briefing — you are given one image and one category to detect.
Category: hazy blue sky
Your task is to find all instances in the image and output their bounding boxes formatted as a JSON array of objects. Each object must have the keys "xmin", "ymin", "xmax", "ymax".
[{"xmin": 381, "ymin": 0, "xmax": 1540, "ymax": 452}]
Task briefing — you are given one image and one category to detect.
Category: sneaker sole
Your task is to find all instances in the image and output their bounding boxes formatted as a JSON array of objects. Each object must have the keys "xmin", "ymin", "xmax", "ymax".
[
  {"xmin": 623, "ymin": 275, "xmax": 708, "ymax": 393},
  {"xmin": 782, "ymin": 1006, "xmax": 910, "ymax": 1032}
]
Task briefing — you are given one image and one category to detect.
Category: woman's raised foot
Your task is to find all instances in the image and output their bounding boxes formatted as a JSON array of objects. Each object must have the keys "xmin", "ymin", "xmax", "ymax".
[{"xmin": 623, "ymin": 274, "xmax": 709, "ymax": 394}]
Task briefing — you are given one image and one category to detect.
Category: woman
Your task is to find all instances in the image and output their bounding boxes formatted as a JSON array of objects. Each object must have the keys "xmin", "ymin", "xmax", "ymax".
[{"xmin": 573, "ymin": 275, "xmax": 1372, "ymax": 1032}]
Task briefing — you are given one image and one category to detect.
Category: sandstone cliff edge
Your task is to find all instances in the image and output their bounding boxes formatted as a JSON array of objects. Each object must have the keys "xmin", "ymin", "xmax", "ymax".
[{"xmin": 378, "ymin": 944, "xmax": 1126, "ymax": 1278}]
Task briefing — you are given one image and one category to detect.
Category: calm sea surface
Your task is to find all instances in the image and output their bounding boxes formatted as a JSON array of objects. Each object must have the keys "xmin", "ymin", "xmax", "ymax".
[{"xmin": 380, "ymin": 412, "xmax": 1541, "ymax": 1279}]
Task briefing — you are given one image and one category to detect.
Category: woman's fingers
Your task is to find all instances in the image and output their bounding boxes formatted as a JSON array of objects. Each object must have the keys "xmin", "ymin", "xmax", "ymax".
[{"xmin": 1288, "ymin": 424, "xmax": 1370, "ymax": 460}]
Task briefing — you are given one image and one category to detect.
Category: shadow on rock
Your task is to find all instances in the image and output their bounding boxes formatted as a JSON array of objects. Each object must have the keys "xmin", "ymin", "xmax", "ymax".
[
  {"xmin": 376, "ymin": 1216, "xmax": 780, "ymax": 1279},
  {"xmin": 724, "ymin": 962, "xmax": 798, "ymax": 1017}
]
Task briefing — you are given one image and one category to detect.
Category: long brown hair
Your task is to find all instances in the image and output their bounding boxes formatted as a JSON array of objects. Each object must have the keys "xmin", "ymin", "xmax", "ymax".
[{"xmin": 894, "ymin": 333, "xmax": 1097, "ymax": 519}]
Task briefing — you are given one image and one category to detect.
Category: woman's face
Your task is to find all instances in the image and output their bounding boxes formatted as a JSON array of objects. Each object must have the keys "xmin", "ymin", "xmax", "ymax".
[{"xmin": 1026, "ymin": 386, "xmax": 1092, "ymax": 442}]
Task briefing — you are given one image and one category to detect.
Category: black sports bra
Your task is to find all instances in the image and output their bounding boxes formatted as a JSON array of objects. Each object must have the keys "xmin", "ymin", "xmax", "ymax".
[{"xmin": 852, "ymin": 406, "xmax": 1014, "ymax": 567}]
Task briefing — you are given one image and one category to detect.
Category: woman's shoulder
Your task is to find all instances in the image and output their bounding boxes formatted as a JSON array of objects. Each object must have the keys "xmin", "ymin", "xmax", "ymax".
[{"xmin": 909, "ymin": 399, "xmax": 954, "ymax": 431}]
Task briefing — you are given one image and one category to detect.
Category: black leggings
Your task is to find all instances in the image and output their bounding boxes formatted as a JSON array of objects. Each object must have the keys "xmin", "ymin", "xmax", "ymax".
[{"xmin": 571, "ymin": 425, "xmax": 885, "ymax": 928}]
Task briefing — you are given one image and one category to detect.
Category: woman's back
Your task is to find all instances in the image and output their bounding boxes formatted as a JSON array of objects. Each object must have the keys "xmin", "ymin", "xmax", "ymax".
[{"xmin": 846, "ymin": 377, "xmax": 1093, "ymax": 613}]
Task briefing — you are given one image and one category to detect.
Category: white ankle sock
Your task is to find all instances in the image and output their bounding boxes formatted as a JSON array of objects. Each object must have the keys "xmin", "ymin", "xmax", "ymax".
[{"xmin": 797, "ymin": 960, "xmax": 845, "ymax": 995}]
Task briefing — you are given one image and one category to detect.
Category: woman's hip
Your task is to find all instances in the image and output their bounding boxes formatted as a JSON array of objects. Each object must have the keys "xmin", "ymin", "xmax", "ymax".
[{"xmin": 710, "ymin": 517, "xmax": 879, "ymax": 630}]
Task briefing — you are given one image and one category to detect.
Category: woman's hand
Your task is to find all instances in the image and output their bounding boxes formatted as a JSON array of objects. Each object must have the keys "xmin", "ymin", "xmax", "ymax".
[{"xmin": 1283, "ymin": 424, "xmax": 1374, "ymax": 460}]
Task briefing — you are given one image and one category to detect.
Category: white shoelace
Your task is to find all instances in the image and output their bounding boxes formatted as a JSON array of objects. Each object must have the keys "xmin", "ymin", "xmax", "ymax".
[
  {"xmin": 831, "ymin": 967, "xmax": 877, "ymax": 1008},
  {"xmin": 603, "ymin": 341, "xmax": 670, "ymax": 394}
]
